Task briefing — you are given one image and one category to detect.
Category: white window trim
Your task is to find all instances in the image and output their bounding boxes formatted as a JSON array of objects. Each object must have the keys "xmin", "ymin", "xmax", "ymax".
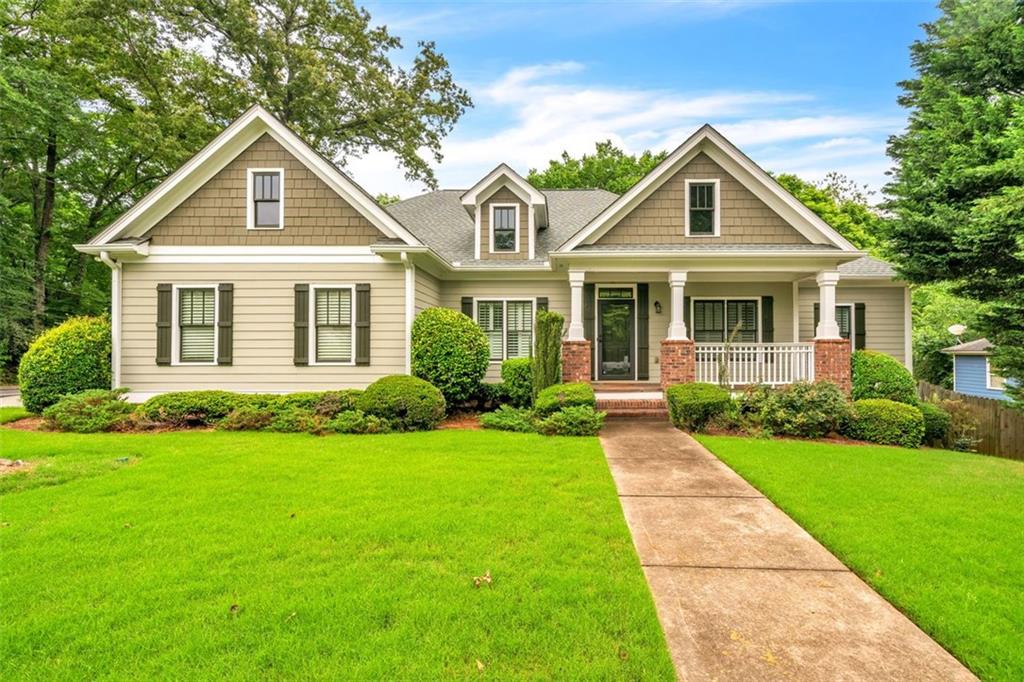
[
  {"xmin": 684, "ymin": 178, "xmax": 721, "ymax": 237},
  {"xmin": 171, "ymin": 284, "xmax": 219, "ymax": 366},
  {"xmin": 690, "ymin": 296, "xmax": 763, "ymax": 343},
  {"xmin": 986, "ymin": 357, "xmax": 1005, "ymax": 391},
  {"xmin": 246, "ymin": 168, "xmax": 285, "ymax": 230},
  {"xmin": 473, "ymin": 297, "xmax": 536, "ymax": 363},
  {"xmin": 594, "ymin": 284, "xmax": 639, "ymax": 381},
  {"xmin": 489, "ymin": 203, "xmax": 520, "ymax": 254},
  {"xmin": 309, "ymin": 284, "xmax": 357, "ymax": 366}
]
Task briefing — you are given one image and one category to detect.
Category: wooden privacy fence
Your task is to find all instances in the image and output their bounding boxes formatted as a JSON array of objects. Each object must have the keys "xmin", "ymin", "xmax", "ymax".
[{"xmin": 918, "ymin": 381, "xmax": 1024, "ymax": 461}]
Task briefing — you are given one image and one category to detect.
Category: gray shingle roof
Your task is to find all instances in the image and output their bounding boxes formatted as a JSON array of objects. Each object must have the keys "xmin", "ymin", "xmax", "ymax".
[
  {"xmin": 838, "ymin": 256, "xmax": 897, "ymax": 278},
  {"xmin": 571, "ymin": 243, "xmax": 841, "ymax": 252},
  {"xmin": 942, "ymin": 338, "xmax": 993, "ymax": 355}
]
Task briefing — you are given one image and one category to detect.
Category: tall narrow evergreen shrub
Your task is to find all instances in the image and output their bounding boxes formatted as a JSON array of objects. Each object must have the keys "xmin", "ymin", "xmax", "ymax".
[{"xmin": 532, "ymin": 310, "xmax": 564, "ymax": 398}]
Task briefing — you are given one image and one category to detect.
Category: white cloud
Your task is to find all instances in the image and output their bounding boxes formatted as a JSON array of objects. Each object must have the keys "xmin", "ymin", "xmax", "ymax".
[{"xmin": 346, "ymin": 61, "xmax": 903, "ymax": 198}]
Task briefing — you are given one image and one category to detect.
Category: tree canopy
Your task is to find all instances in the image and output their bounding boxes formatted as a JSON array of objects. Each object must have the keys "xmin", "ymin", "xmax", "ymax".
[
  {"xmin": 527, "ymin": 141, "xmax": 667, "ymax": 194},
  {"xmin": 773, "ymin": 173, "xmax": 883, "ymax": 254},
  {"xmin": 885, "ymin": 0, "xmax": 1024, "ymax": 404}
]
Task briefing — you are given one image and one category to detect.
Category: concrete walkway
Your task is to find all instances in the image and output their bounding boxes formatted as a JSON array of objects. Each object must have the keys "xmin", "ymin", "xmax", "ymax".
[{"xmin": 600, "ymin": 419, "xmax": 976, "ymax": 682}]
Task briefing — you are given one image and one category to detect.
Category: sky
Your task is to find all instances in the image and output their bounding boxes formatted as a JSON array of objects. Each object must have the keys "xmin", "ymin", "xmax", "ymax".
[{"xmin": 351, "ymin": 0, "xmax": 940, "ymax": 201}]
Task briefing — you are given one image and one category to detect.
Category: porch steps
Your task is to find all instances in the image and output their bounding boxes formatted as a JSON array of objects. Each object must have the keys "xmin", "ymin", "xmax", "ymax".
[{"xmin": 595, "ymin": 384, "xmax": 669, "ymax": 419}]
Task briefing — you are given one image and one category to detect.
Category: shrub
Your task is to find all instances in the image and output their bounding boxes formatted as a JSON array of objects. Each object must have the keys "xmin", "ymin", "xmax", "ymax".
[
  {"xmin": 479, "ymin": 405, "xmax": 536, "ymax": 433},
  {"xmin": 411, "ymin": 307, "xmax": 489, "ymax": 406},
  {"xmin": 532, "ymin": 310, "xmax": 564, "ymax": 398},
  {"xmin": 537, "ymin": 405, "xmax": 606, "ymax": 436},
  {"xmin": 18, "ymin": 316, "xmax": 112, "ymax": 414},
  {"xmin": 741, "ymin": 381, "xmax": 850, "ymax": 439},
  {"xmin": 938, "ymin": 398, "xmax": 981, "ymax": 451},
  {"xmin": 918, "ymin": 401, "xmax": 952, "ymax": 445},
  {"xmin": 501, "ymin": 358, "xmax": 533, "ymax": 407},
  {"xmin": 276, "ymin": 390, "xmax": 361, "ymax": 417},
  {"xmin": 535, "ymin": 382, "xmax": 595, "ymax": 416},
  {"xmin": 138, "ymin": 391, "xmax": 246, "ymax": 427},
  {"xmin": 218, "ymin": 406, "xmax": 275, "ymax": 431},
  {"xmin": 356, "ymin": 375, "xmax": 446, "ymax": 431},
  {"xmin": 845, "ymin": 398, "xmax": 925, "ymax": 448},
  {"xmin": 666, "ymin": 383, "xmax": 732, "ymax": 432},
  {"xmin": 326, "ymin": 409, "xmax": 391, "ymax": 434},
  {"xmin": 267, "ymin": 406, "xmax": 328, "ymax": 435},
  {"xmin": 852, "ymin": 350, "xmax": 917, "ymax": 404},
  {"xmin": 42, "ymin": 389, "xmax": 133, "ymax": 433}
]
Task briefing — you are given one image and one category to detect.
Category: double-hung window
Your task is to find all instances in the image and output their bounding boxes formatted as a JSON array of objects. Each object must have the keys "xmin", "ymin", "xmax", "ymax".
[
  {"xmin": 476, "ymin": 300, "xmax": 533, "ymax": 360},
  {"xmin": 692, "ymin": 299, "xmax": 758, "ymax": 342},
  {"xmin": 248, "ymin": 169, "xmax": 283, "ymax": 229},
  {"xmin": 314, "ymin": 287, "xmax": 353, "ymax": 363},
  {"xmin": 178, "ymin": 287, "xmax": 216, "ymax": 363},
  {"xmin": 491, "ymin": 205, "xmax": 517, "ymax": 252},
  {"xmin": 686, "ymin": 180, "xmax": 718, "ymax": 236}
]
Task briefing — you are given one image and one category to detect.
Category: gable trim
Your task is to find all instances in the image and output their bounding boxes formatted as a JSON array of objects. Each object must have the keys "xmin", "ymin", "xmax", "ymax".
[
  {"xmin": 461, "ymin": 163, "xmax": 546, "ymax": 207},
  {"xmin": 558, "ymin": 125, "xmax": 858, "ymax": 252},
  {"xmin": 86, "ymin": 105, "xmax": 421, "ymax": 248}
]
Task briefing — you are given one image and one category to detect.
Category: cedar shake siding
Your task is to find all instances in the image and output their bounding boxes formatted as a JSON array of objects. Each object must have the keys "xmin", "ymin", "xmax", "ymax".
[
  {"xmin": 144, "ymin": 134, "xmax": 385, "ymax": 246},
  {"xmin": 479, "ymin": 187, "xmax": 529, "ymax": 260},
  {"xmin": 595, "ymin": 152, "xmax": 811, "ymax": 246}
]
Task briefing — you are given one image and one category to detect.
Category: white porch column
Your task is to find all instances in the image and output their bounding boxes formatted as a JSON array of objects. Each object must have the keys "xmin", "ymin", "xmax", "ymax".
[
  {"xmin": 814, "ymin": 271, "xmax": 841, "ymax": 339},
  {"xmin": 567, "ymin": 270, "xmax": 586, "ymax": 341},
  {"xmin": 667, "ymin": 271, "xmax": 689, "ymax": 340}
]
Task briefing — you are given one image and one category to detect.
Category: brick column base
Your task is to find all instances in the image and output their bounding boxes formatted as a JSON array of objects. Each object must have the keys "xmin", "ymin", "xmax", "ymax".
[
  {"xmin": 660, "ymin": 339, "xmax": 696, "ymax": 389},
  {"xmin": 814, "ymin": 339, "xmax": 852, "ymax": 393},
  {"xmin": 562, "ymin": 340, "xmax": 592, "ymax": 383}
]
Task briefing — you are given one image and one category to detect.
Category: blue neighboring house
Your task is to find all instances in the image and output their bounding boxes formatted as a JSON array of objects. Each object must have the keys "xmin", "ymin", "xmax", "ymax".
[{"xmin": 942, "ymin": 338, "xmax": 1013, "ymax": 401}]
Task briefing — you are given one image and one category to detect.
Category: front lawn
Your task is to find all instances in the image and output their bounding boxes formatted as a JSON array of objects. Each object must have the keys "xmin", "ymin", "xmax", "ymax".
[
  {"xmin": 697, "ymin": 435, "xmax": 1024, "ymax": 682},
  {"xmin": 0, "ymin": 429, "xmax": 673, "ymax": 680}
]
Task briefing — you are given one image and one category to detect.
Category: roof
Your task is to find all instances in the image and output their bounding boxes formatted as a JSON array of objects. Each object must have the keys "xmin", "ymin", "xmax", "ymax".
[
  {"xmin": 838, "ymin": 256, "xmax": 897, "ymax": 278},
  {"xmin": 942, "ymin": 338, "xmax": 993, "ymax": 355},
  {"xmin": 572, "ymin": 243, "xmax": 841, "ymax": 253},
  {"xmin": 386, "ymin": 188, "xmax": 618, "ymax": 266}
]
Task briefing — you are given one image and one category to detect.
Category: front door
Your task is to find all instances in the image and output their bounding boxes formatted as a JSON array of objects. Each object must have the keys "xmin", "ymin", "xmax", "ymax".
[{"xmin": 598, "ymin": 299, "xmax": 635, "ymax": 380}]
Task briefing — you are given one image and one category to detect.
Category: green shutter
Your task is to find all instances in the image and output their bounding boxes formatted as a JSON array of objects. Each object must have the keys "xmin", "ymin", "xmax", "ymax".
[
  {"xmin": 355, "ymin": 283, "xmax": 370, "ymax": 366},
  {"xmin": 156, "ymin": 283, "xmax": 172, "ymax": 365},
  {"xmin": 761, "ymin": 296, "xmax": 774, "ymax": 343},
  {"xmin": 855, "ymin": 303, "xmax": 866, "ymax": 350},
  {"xmin": 583, "ymin": 283, "xmax": 595, "ymax": 380},
  {"xmin": 683, "ymin": 296, "xmax": 691, "ymax": 340},
  {"xmin": 813, "ymin": 303, "xmax": 820, "ymax": 335},
  {"xmin": 294, "ymin": 284, "xmax": 309, "ymax": 365},
  {"xmin": 536, "ymin": 297, "xmax": 548, "ymax": 311},
  {"xmin": 461, "ymin": 297, "xmax": 473, "ymax": 318},
  {"xmin": 217, "ymin": 283, "xmax": 233, "ymax": 365},
  {"xmin": 637, "ymin": 283, "xmax": 649, "ymax": 380}
]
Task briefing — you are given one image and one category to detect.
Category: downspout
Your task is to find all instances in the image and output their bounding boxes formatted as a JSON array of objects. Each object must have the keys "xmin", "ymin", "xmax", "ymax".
[
  {"xmin": 98, "ymin": 251, "xmax": 122, "ymax": 389},
  {"xmin": 401, "ymin": 251, "xmax": 416, "ymax": 375}
]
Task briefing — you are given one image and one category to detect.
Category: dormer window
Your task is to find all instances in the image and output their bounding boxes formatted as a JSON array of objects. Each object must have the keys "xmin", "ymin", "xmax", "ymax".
[
  {"xmin": 247, "ymin": 168, "xmax": 284, "ymax": 229},
  {"xmin": 491, "ymin": 205, "xmax": 518, "ymax": 252},
  {"xmin": 685, "ymin": 179, "xmax": 719, "ymax": 237}
]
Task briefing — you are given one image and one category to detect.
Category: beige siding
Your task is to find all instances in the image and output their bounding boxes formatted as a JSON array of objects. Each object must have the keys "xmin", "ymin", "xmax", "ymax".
[
  {"xmin": 596, "ymin": 152, "xmax": 810, "ymax": 246},
  {"xmin": 120, "ymin": 261, "xmax": 406, "ymax": 394},
  {"xmin": 144, "ymin": 134, "xmax": 384, "ymax": 246},
  {"xmin": 415, "ymin": 269, "xmax": 441, "ymax": 312},
  {"xmin": 479, "ymin": 188, "xmax": 530, "ymax": 260},
  {"xmin": 439, "ymin": 279, "xmax": 569, "ymax": 381},
  {"xmin": 798, "ymin": 284, "xmax": 908, "ymax": 364}
]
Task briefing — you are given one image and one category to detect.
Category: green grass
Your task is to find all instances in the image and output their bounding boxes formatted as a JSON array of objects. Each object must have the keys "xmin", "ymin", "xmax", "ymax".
[
  {"xmin": 0, "ymin": 406, "xmax": 28, "ymax": 424},
  {"xmin": 0, "ymin": 429, "xmax": 673, "ymax": 680},
  {"xmin": 697, "ymin": 435, "xmax": 1024, "ymax": 682}
]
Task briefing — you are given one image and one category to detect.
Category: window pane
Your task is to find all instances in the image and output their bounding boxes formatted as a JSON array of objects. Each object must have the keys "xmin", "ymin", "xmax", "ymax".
[
  {"xmin": 693, "ymin": 301, "xmax": 725, "ymax": 342},
  {"xmin": 316, "ymin": 326, "xmax": 352, "ymax": 362},
  {"xmin": 493, "ymin": 228, "xmax": 515, "ymax": 251},
  {"xmin": 726, "ymin": 301, "xmax": 758, "ymax": 342},
  {"xmin": 477, "ymin": 301, "xmax": 504, "ymax": 359},
  {"xmin": 506, "ymin": 301, "xmax": 532, "ymax": 359},
  {"xmin": 180, "ymin": 288, "xmax": 215, "ymax": 326},
  {"xmin": 690, "ymin": 209, "xmax": 714, "ymax": 234},
  {"xmin": 256, "ymin": 200, "xmax": 280, "ymax": 227},
  {"xmin": 690, "ymin": 183, "xmax": 714, "ymax": 209},
  {"xmin": 493, "ymin": 207, "xmax": 515, "ymax": 230},
  {"xmin": 836, "ymin": 306, "xmax": 852, "ymax": 340},
  {"xmin": 254, "ymin": 172, "xmax": 280, "ymax": 200},
  {"xmin": 181, "ymin": 326, "xmax": 214, "ymax": 362},
  {"xmin": 316, "ymin": 289, "xmax": 351, "ymax": 326}
]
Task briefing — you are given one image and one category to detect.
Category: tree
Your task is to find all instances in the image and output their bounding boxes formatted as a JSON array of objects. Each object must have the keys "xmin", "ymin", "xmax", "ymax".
[
  {"xmin": 885, "ymin": 0, "xmax": 1024, "ymax": 405},
  {"xmin": 912, "ymin": 284, "xmax": 989, "ymax": 387},
  {"xmin": 774, "ymin": 173, "xmax": 884, "ymax": 253},
  {"xmin": 527, "ymin": 141, "xmax": 667, "ymax": 194}
]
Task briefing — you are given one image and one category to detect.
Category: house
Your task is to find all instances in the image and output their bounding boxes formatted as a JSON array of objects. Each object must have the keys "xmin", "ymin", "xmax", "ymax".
[
  {"xmin": 76, "ymin": 106, "xmax": 911, "ymax": 401},
  {"xmin": 942, "ymin": 339, "xmax": 1012, "ymax": 401}
]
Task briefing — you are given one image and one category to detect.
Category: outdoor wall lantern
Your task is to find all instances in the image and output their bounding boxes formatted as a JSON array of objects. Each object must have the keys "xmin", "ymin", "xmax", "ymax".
[{"xmin": 654, "ymin": 300, "xmax": 662, "ymax": 314}]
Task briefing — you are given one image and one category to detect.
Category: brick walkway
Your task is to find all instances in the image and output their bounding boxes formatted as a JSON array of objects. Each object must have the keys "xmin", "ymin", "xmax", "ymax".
[{"xmin": 600, "ymin": 419, "xmax": 976, "ymax": 681}]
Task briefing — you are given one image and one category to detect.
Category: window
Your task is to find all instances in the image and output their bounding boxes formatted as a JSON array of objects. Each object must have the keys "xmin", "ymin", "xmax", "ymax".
[
  {"xmin": 248, "ymin": 168, "xmax": 283, "ymax": 229},
  {"xmin": 491, "ymin": 205, "xmax": 517, "ymax": 252},
  {"xmin": 314, "ymin": 288, "xmax": 353, "ymax": 363},
  {"xmin": 692, "ymin": 299, "xmax": 758, "ymax": 342},
  {"xmin": 178, "ymin": 287, "xmax": 216, "ymax": 363},
  {"xmin": 836, "ymin": 305, "xmax": 852, "ymax": 342},
  {"xmin": 686, "ymin": 180, "xmax": 718, "ymax": 236},
  {"xmin": 476, "ymin": 300, "xmax": 534, "ymax": 360},
  {"xmin": 987, "ymin": 359, "xmax": 1006, "ymax": 390}
]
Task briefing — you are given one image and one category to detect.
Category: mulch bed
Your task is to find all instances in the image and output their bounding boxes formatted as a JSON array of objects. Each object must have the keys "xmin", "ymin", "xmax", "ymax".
[
  {"xmin": 3, "ymin": 417, "xmax": 44, "ymax": 432},
  {"xmin": 438, "ymin": 413, "xmax": 482, "ymax": 431}
]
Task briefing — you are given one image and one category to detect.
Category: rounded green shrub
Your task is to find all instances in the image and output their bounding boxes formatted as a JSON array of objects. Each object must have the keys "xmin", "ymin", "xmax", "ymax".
[
  {"xmin": 845, "ymin": 398, "xmax": 925, "ymax": 448},
  {"xmin": 666, "ymin": 383, "xmax": 732, "ymax": 432},
  {"xmin": 356, "ymin": 375, "xmax": 446, "ymax": 431},
  {"xmin": 500, "ymin": 358, "xmax": 533, "ymax": 407},
  {"xmin": 479, "ymin": 405, "xmax": 536, "ymax": 433},
  {"xmin": 42, "ymin": 389, "xmax": 133, "ymax": 433},
  {"xmin": 535, "ymin": 382, "xmax": 595, "ymax": 416},
  {"xmin": 138, "ymin": 390, "xmax": 246, "ymax": 427},
  {"xmin": 852, "ymin": 350, "xmax": 917, "ymax": 404},
  {"xmin": 266, "ymin": 406, "xmax": 328, "ymax": 434},
  {"xmin": 537, "ymin": 405, "xmax": 606, "ymax": 436},
  {"xmin": 326, "ymin": 409, "xmax": 391, "ymax": 434},
  {"xmin": 918, "ymin": 401, "xmax": 952, "ymax": 445},
  {"xmin": 275, "ymin": 390, "xmax": 362, "ymax": 417},
  {"xmin": 740, "ymin": 381, "xmax": 850, "ymax": 439},
  {"xmin": 18, "ymin": 316, "xmax": 112, "ymax": 414},
  {"xmin": 411, "ymin": 307, "xmax": 489, "ymax": 406}
]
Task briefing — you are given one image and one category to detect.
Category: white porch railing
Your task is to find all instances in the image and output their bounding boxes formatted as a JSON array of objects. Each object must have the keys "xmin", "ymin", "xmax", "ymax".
[{"xmin": 694, "ymin": 342, "xmax": 815, "ymax": 387}]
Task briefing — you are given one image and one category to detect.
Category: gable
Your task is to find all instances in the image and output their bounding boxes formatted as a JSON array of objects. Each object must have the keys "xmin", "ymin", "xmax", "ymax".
[
  {"xmin": 595, "ymin": 152, "xmax": 809, "ymax": 246},
  {"xmin": 143, "ymin": 134, "xmax": 385, "ymax": 246}
]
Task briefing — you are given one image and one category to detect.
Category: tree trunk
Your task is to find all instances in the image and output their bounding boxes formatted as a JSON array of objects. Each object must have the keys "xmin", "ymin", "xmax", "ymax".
[{"xmin": 33, "ymin": 130, "xmax": 57, "ymax": 333}]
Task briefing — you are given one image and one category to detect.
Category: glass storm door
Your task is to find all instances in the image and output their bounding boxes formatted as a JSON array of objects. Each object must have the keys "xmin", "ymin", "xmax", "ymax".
[{"xmin": 598, "ymin": 299, "xmax": 635, "ymax": 380}]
